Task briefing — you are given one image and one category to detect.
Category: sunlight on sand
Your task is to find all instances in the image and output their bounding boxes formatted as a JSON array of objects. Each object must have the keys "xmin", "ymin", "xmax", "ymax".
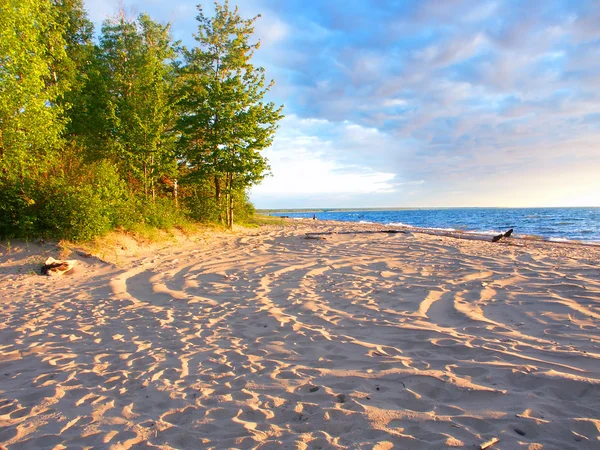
[{"xmin": 0, "ymin": 222, "xmax": 599, "ymax": 449}]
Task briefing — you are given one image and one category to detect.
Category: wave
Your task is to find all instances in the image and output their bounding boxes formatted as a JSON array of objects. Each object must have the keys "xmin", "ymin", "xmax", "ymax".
[
  {"xmin": 548, "ymin": 237, "xmax": 571, "ymax": 243},
  {"xmin": 387, "ymin": 222, "xmax": 458, "ymax": 232},
  {"xmin": 386, "ymin": 222, "xmax": 415, "ymax": 228},
  {"xmin": 465, "ymin": 229, "xmax": 502, "ymax": 236}
]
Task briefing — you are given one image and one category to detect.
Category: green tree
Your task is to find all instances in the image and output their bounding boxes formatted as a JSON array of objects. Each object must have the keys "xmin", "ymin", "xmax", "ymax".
[
  {"xmin": 52, "ymin": 0, "xmax": 96, "ymax": 141},
  {"xmin": 177, "ymin": 1, "xmax": 283, "ymax": 228},
  {"xmin": 0, "ymin": 0, "xmax": 67, "ymax": 180},
  {"xmin": 135, "ymin": 13, "xmax": 179, "ymax": 199},
  {"xmin": 95, "ymin": 11, "xmax": 177, "ymax": 198}
]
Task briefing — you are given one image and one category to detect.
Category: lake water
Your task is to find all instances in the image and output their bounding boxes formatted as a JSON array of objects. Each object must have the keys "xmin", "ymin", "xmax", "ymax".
[{"xmin": 270, "ymin": 208, "xmax": 600, "ymax": 243}]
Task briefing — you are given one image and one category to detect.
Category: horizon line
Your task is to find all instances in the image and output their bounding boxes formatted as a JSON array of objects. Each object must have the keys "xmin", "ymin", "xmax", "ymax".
[{"xmin": 257, "ymin": 205, "xmax": 600, "ymax": 211}]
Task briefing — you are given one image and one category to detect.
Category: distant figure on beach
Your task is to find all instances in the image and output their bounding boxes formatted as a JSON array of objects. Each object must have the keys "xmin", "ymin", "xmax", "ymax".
[{"xmin": 313, "ymin": 214, "xmax": 317, "ymax": 220}]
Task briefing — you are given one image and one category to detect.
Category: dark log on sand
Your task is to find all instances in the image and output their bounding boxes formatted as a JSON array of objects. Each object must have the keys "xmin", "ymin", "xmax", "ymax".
[{"xmin": 492, "ymin": 228, "xmax": 514, "ymax": 243}]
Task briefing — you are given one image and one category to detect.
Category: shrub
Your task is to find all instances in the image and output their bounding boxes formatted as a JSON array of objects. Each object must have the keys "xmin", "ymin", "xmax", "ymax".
[
  {"xmin": 183, "ymin": 193, "xmax": 222, "ymax": 223},
  {"xmin": 0, "ymin": 179, "xmax": 38, "ymax": 238},
  {"xmin": 232, "ymin": 189, "xmax": 256, "ymax": 223},
  {"xmin": 0, "ymin": 159, "xmax": 136, "ymax": 242},
  {"xmin": 135, "ymin": 197, "xmax": 184, "ymax": 230},
  {"xmin": 36, "ymin": 160, "xmax": 134, "ymax": 241}
]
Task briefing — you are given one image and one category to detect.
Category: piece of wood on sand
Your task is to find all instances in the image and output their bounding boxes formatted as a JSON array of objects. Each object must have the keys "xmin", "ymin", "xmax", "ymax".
[
  {"xmin": 492, "ymin": 228, "xmax": 514, "ymax": 242},
  {"xmin": 480, "ymin": 437, "xmax": 499, "ymax": 449},
  {"xmin": 41, "ymin": 257, "xmax": 77, "ymax": 276}
]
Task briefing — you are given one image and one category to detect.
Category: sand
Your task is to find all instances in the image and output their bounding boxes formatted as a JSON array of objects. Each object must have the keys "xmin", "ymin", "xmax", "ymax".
[{"xmin": 0, "ymin": 221, "xmax": 599, "ymax": 449}]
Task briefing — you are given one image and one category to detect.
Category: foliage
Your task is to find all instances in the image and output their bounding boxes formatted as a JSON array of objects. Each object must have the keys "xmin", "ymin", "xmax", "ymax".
[
  {"xmin": 0, "ymin": 1, "xmax": 281, "ymax": 242},
  {"xmin": 134, "ymin": 197, "xmax": 187, "ymax": 230},
  {"xmin": 182, "ymin": 180, "xmax": 223, "ymax": 223},
  {"xmin": 177, "ymin": 1, "xmax": 284, "ymax": 228},
  {"xmin": 0, "ymin": 156, "xmax": 134, "ymax": 241},
  {"xmin": 94, "ymin": 12, "xmax": 178, "ymax": 196},
  {"xmin": 53, "ymin": 0, "xmax": 96, "ymax": 140},
  {"xmin": 0, "ymin": 0, "xmax": 67, "ymax": 180}
]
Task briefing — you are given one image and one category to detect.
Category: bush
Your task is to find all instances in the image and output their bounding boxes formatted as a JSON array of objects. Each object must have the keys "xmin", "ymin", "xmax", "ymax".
[
  {"xmin": 0, "ymin": 160, "xmax": 135, "ymax": 242},
  {"xmin": 39, "ymin": 160, "xmax": 136, "ymax": 241},
  {"xmin": 183, "ymin": 193, "xmax": 222, "ymax": 223},
  {"xmin": 41, "ymin": 184, "xmax": 111, "ymax": 241},
  {"xmin": 134, "ymin": 197, "xmax": 185, "ymax": 230},
  {"xmin": 0, "ymin": 179, "xmax": 38, "ymax": 238},
  {"xmin": 232, "ymin": 189, "xmax": 256, "ymax": 223},
  {"xmin": 0, "ymin": 151, "xmax": 261, "ymax": 242},
  {"xmin": 181, "ymin": 183, "xmax": 256, "ymax": 225}
]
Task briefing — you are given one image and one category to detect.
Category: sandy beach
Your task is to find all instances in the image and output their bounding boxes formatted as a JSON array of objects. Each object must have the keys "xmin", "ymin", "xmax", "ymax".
[{"xmin": 0, "ymin": 221, "xmax": 599, "ymax": 449}]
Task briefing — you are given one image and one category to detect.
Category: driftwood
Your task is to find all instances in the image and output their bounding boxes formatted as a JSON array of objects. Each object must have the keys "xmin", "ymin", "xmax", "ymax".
[
  {"xmin": 492, "ymin": 228, "xmax": 514, "ymax": 242},
  {"xmin": 41, "ymin": 257, "xmax": 77, "ymax": 276}
]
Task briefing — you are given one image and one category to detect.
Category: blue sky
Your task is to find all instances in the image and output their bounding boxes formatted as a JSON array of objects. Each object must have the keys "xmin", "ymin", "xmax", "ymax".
[{"xmin": 84, "ymin": 0, "xmax": 600, "ymax": 208}]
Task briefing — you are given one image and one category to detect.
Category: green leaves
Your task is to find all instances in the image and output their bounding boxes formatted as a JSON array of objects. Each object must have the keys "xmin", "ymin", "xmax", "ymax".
[
  {"xmin": 92, "ymin": 11, "xmax": 178, "ymax": 196},
  {"xmin": 0, "ymin": 0, "xmax": 67, "ymax": 179},
  {"xmin": 0, "ymin": 0, "xmax": 282, "ymax": 239},
  {"xmin": 177, "ymin": 1, "xmax": 284, "ymax": 227}
]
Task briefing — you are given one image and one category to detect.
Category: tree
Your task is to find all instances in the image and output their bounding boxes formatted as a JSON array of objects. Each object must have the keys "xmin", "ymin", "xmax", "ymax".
[
  {"xmin": 177, "ymin": 1, "xmax": 283, "ymax": 228},
  {"xmin": 51, "ymin": 0, "xmax": 96, "ymax": 141},
  {"xmin": 95, "ymin": 11, "xmax": 178, "ymax": 198},
  {"xmin": 0, "ymin": 0, "xmax": 72, "ymax": 236},
  {"xmin": 0, "ymin": 0, "xmax": 67, "ymax": 180}
]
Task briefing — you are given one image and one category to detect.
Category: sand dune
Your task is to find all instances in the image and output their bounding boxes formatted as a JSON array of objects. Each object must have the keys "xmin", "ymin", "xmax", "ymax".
[{"xmin": 1, "ymin": 221, "xmax": 599, "ymax": 449}]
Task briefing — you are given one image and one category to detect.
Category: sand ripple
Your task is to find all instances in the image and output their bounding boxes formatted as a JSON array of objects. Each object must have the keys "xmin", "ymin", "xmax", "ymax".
[{"xmin": 1, "ymin": 222, "xmax": 599, "ymax": 449}]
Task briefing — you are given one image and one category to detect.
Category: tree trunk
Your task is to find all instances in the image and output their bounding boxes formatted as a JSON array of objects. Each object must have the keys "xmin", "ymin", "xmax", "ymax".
[
  {"xmin": 227, "ymin": 173, "xmax": 234, "ymax": 229},
  {"xmin": 143, "ymin": 163, "xmax": 148, "ymax": 197},
  {"xmin": 225, "ymin": 191, "xmax": 230, "ymax": 229},
  {"xmin": 214, "ymin": 175, "xmax": 223, "ymax": 224},
  {"xmin": 229, "ymin": 194, "xmax": 234, "ymax": 230},
  {"xmin": 173, "ymin": 179, "xmax": 178, "ymax": 209},
  {"xmin": 150, "ymin": 155, "xmax": 155, "ymax": 202}
]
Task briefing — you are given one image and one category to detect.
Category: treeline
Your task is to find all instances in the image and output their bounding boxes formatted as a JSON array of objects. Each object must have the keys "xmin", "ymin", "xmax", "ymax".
[{"xmin": 0, "ymin": 0, "xmax": 283, "ymax": 241}]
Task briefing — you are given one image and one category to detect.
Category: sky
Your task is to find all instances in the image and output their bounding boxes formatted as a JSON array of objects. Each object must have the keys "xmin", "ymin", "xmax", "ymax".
[{"xmin": 83, "ymin": 0, "xmax": 600, "ymax": 208}]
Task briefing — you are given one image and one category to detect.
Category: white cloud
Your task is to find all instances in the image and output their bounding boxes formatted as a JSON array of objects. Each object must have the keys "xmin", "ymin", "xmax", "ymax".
[
  {"xmin": 254, "ymin": 14, "xmax": 289, "ymax": 46},
  {"xmin": 250, "ymin": 115, "xmax": 399, "ymax": 203},
  {"xmin": 253, "ymin": 150, "xmax": 396, "ymax": 195},
  {"xmin": 383, "ymin": 98, "xmax": 408, "ymax": 107}
]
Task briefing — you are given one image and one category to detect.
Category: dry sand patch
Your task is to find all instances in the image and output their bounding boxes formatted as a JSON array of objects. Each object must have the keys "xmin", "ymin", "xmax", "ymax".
[{"xmin": 0, "ymin": 222, "xmax": 599, "ymax": 449}]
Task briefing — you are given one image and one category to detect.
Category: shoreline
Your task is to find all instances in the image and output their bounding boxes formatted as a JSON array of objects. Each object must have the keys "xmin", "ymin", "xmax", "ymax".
[
  {"xmin": 1, "ymin": 221, "xmax": 599, "ymax": 448},
  {"xmin": 271, "ymin": 214, "xmax": 600, "ymax": 247},
  {"xmin": 288, "ymin": 217, "xmax": 600, "ymax": 251}
]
